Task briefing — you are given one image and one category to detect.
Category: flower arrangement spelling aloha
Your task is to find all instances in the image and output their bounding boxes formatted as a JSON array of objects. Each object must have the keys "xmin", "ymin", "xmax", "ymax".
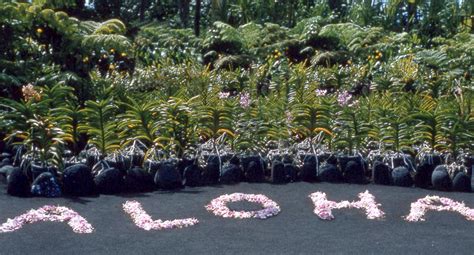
[
  {"xmin": 123, "ymin": 201, "xmax": 199, "ymax": 230},
  {"xmin": 0, "ymin": 205, "xmax": 94, "ymax": 234},
  {"xmin": 404, "ymin": 196, "xmax": 474, "ymax": 222},
  {"xmin": 309, "ymin": 190, "xmax": 385, "ymax": 220},
  {"xmin": 205, "ymin": 193, "xmax": 281, "ymax": 219}
]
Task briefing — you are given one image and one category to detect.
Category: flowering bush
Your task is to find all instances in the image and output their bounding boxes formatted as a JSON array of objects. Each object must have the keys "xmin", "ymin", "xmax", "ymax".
[
  {"xmin": 309, "ymin": 190, "xmax": 385, "ymax": 220},
  {"xmin": 123, "ymin": 201, "xmax": 199, "ymax": 230},
  {"xmin": 0, "ymin": 205, "xmax": 94, "ymax": 234},
  {"xmin": 404, "ymin": 196, "xmax": 474, "ymax": 222},
  {"xmin": 205, "ymin": 193, "xmax": 281, "ymax": 219}
]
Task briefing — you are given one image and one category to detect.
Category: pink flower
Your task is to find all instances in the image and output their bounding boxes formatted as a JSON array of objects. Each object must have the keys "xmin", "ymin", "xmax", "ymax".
[
  {"xmin": 337, "ymin": 91, "xmax": 352, "ymax": 106},
  {"xmin": 285, "ymin": 111, "xmax": 293, "ymax": 123},
  {"xmin": 0, "ymin": 206, "xmax": 94, "ymax": 234},
  {"xmin": 205, "ymin": 193, "xmax": 281, "ymax": 220},
  {"xmin": 239, "ymin": 92, "xmax": 251, "ymax": 109},
  {"xmin": 218, "ymin": 92, "xmax": 230, "ymax": 99},
  {"xmin": 316, "ymin": 89, "xmax": 327, "ymax": 97},
  {"xmin": 404, "ymin": 196, "xmax": 474, "ymax": 222},
  {"xmin": 309, "ymin": 190, "xmax": 385, "ymax": 221},
  {"xmin": 123, "ymin": 201, "xmax": 198, "ymax": 231}
]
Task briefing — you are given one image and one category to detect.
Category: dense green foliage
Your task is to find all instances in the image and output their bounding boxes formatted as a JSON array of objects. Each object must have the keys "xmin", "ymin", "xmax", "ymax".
[{"xmin": 0, "ymin": 0, "xmax": 473, "ymax": 169}]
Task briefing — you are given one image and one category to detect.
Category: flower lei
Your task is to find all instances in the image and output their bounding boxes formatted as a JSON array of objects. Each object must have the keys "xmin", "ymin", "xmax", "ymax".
[
  {"xmin": 404, "ymin": 196, "xmax": 474, "ymax": 222},
  {"xmin": 205, "ymin": 193, "xmax": 281, "ymax": 219},
  {"xmin": 0, "ymin": 205, "xmax": 94, "ymax": 234},
  {"xmin": 123, "ymin": 201, "xmax": 199, "ymax": 231},
  {"xmin": 309, "ymin": 190, "xmax": 385, "ymax": 220}
]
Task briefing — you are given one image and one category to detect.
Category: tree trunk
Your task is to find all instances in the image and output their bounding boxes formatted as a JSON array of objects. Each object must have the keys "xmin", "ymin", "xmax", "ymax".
[
  {"xmin": 288, "ymin": 1, "xmax": 298, "ymax": 27},
  {"xmin": 112, "ymin": 0, "xmax": 121, "ymax": 18},
  {"xmin": 67, "ymin": 0, "xmax": 85, "ymax": 18},
  {"xmin": 328, "ymin": 0, "xmax": 343, "ymax": 12},
  {"xmin": 194, "ymin": 0, "xmax": 201, "ymax": 36},
  {"xmin": 407, "ymin": 2, "xmax": 417, "ymax": 31},
  {"xmin": 179, "ymin": 0, "xmax": 191, "ymax": 28},
  {"xmin": 140, "ymin": 0, "xmax": 149, "ymax": 21}
]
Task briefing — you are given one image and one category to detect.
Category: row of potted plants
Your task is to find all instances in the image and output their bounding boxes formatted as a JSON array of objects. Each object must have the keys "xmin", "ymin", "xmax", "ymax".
[{"xmin": 1, "ymin": 139, "xmax": 473, "ymax": 197}]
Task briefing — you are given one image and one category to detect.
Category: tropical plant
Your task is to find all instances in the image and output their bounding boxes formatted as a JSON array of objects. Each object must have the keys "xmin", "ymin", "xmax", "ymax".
[
  {"xmin": 371, "ymin": 92, "xmax": 413, "ymax": 152},
  {"xmin": 80, "ymin": 98, "xmax": 119, "ymax": 155},
  {"xmin": 118, "ymin": 96, "xmax": 160, "ymax": 148},
  {"xmin": 157, "ymin": 97, "xmax": 195, "ymax": 157},
  {"xmin": 52, "ymin": 102, "xmax": 84, "ymax": 155}
]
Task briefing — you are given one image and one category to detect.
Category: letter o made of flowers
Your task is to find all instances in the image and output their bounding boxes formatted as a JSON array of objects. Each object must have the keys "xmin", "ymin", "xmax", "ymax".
[{"xmin": 205, "ymin": 193, "xmax": 281, "ymax": 219}]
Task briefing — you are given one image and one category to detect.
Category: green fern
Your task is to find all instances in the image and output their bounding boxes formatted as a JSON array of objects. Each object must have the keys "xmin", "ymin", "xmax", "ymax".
[
  {"xmin": 333, "ymin": 95, "xmax": 371, "ymax": 153},
  {"xmin": 195, "ymin": 103, "xmax": 235, "ymax": 141},
  {"xmin": 23, "ymin": 115, "xmax": 65, "ymax": 167},
  {"xmin": 118, "ymin": 97, "xmax": 160, "ymax": 147},
  {"xmin": 51, "ymin": 102, "xmax": 84, "ymax": 155},
  {"xmin": 290, "ymin": 95, "xmax": 332, "ymax": 142},
  {"xmin": 157, "ymin": 97, "xmax": 195, "ymax": 157},
  {"xmin": 410, "ymin": 95, "xmax": 445, "ymax": 153},
  {"xmin": 372, "ymin": 93, "xmax": 413, "ymax": 152},
  {"xmin": 437, "ymin": 98, "xmax": 474, "ymax": 157},
  {"xmin": 0, "ymin": 97, "xmax": 49, "ymax": 141},
  {"xmin": 80, "ymin": 98, "xmax": 119, "ymax": 155}
]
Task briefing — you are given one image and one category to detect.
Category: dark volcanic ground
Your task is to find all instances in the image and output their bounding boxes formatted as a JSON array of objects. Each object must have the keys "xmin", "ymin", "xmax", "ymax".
[{"xmin": 0, "ymin": 182, "xmax": 473, "ymax": 255}]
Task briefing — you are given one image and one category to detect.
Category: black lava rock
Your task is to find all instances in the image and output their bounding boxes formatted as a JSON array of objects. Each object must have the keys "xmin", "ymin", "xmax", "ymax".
[
  {"xmin": 343, "ymin": 160, "xmax": 367, "ymax": 184},
  {"xmin": 420, "ymin": 154, "xmax": 442, "ymax": 166},
  {"xmin": 415, "ymin": 162, "xmax": 435, "ymax": 189},
  {"xmin": 414, "ymin": 154, "xmax": 442, "ymax": 189},
  {"xmin": 300, "ymin": 155, "xmax": 318, "ymax": 182},
  {"xmin": 63, "ymin": 164, "xmax": 96, "ymax": 196},
  {"xmin": 228, "ymin": 155, "xmax": 240, "ymax": 166},
  {"xmin": 31, "ymin": 172, "xmax": 62, "ymax": 197},
  {"xmin": 338, "ymin": 156, "xmax": 361, "ymax": 172},
  {"xmin": 86, "ymin": 154, "xmax": 100, "ymax": 169},
  {"xmin": 246, "ymin": 161, "xmax": 265, "ymax": 183},
  {"xmin": 452, "ymin": 172, "xmax": 471, "ymax": 193},
  {"xmin": 115, "ymin": 155, "xmax": 132, "ymax": 172},
  {"xmin": 318, "ymin": 164, "xmax": 342, "ymax": 183},
  {"xmin": 204, "ymin": 156, "xmax": 220, "ymax": 185},
  {"xmin": 392, "ymin": 166, "xmax": 413, "ymax": 187},
  {"xmin": 177, "ymin": 158, "xmax": 195, "ymax": 177},
  {"xmin": 130, "ymin": 152, "xmax": 144, "ymax": 167},
  {"xmin": 94, "ymin": 168, "xmax": 124, "ymax": 194},
  {"xmin": 0, "ymin": 165, "xmax": 15, "ymax": 177},
  {"xmin": 0, "ymin": 158, "xmax": 11, "ymax": 168},
  {"xmin": 284, "ymin": 163, "xmax": 299, "ymax": 182},
  {"xmin": 144, "ymin": 160, "xmax": 160, "ymax": 177},
  {"xmin": 431, "ymin": 165, "xmax": 452, "ymax": 191},
  {"xmin": 124, "ymin": 167, "xmax": 155, "ymax": 192},
  {"xmin": 0, "ymin": 152, "xmax": 12, "ymax": 161},
  {"xmin": 282, "ymin": 155, "xmax": 293, "ymax": 164},
  {"xmin": 154, "ymin": 161, "xmax": 182, "ymax": 189},
  {"xmin": 326, "ymin": 154, "xmax": 338, "ymax": 165},
  {"xmin": 372, "ymin": 161, "xmax": 392, "ymax": 185},
  {"xmin": 241, "ymin": 156, "xmax": 265, "ymax": 182},
  {"xmin": 183, "ymin": 164, "xmax": 202, "ymax": 187},
  {"xmin": 271, "ymin": 160, "xmax": 288, "ymax": 184},
  {"xmin": 7, "ymin": 167, "xmax": 30, "ymax": 197},
  {"xmin": 30, "ymin": 164, "xmax": 57, "ymax": 181},
  {"xmin": 391, "ymin": 155, "xmax": 415, "ymax": 171},
  {"xmin": 464, "ymin": 156, "xmax": 474, "ymax": 177},
  {"xmin": 220, "ymin": 163, "xmax": 242, "ymax": 184}
]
